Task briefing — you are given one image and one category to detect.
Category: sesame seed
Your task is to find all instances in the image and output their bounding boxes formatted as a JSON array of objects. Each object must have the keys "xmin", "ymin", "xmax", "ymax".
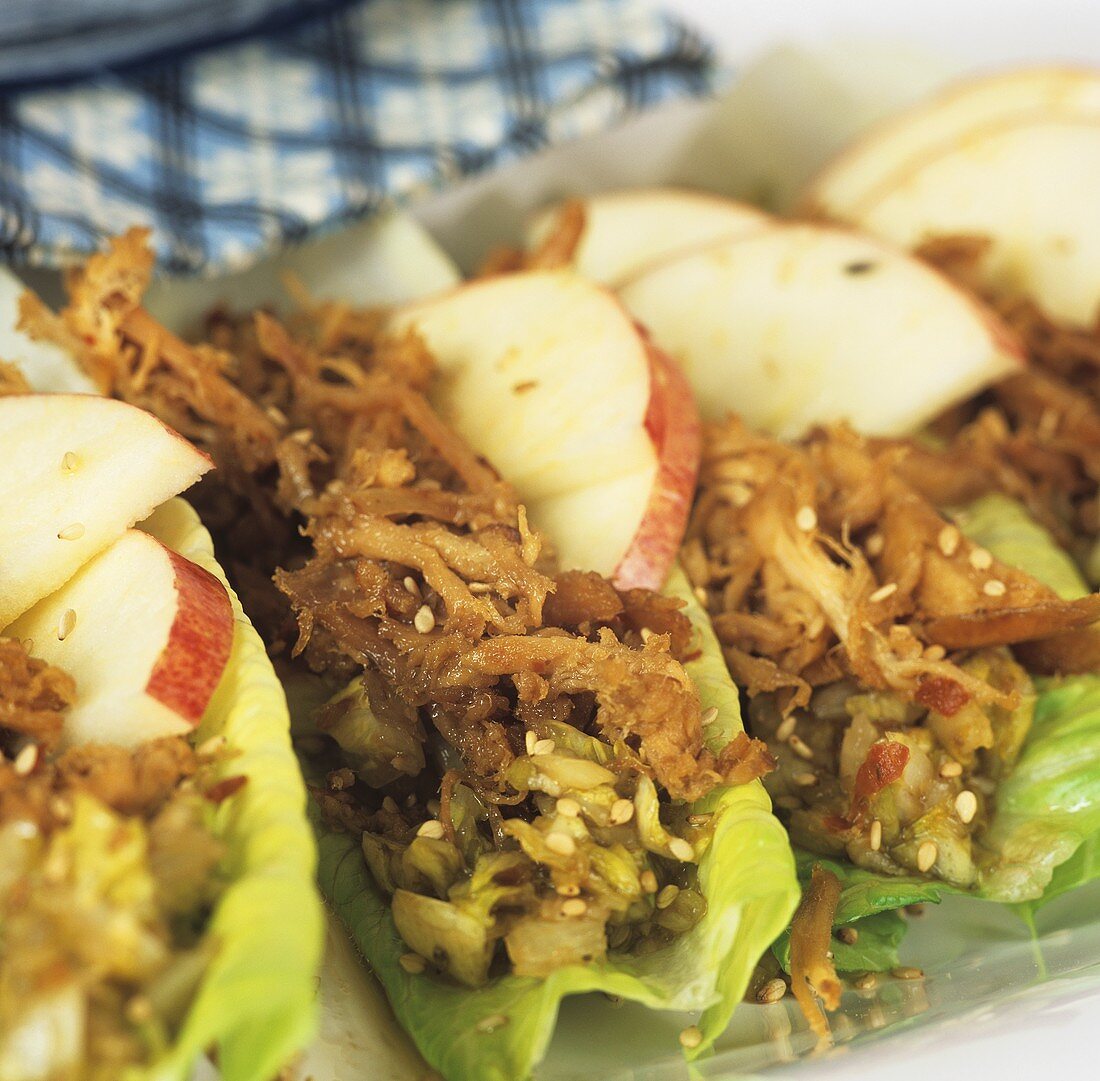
[
  {"xmin": 955, "ymin": 790, "xmax": 978, "ymax": 824},
  {"xmin": 382, "ymin": 796, "xmax": 400, "ymax": 814},
  {"xmin": 756, "ymin": 977, "xmax": 787, "ymax": 1004},
  {"xmin": 525, "ymin": 731, "xmax": 537, "ymax": 755},
  {"xmin": 546, "ymin": 832, "xmax": 576, "ymax": 857},
  {"xmin": 57, "ymin": 523, "xmax": 85, "ymax": 541},
  {"xmin": 265, "ymin": 405, "xmax": 288, "ymax": 426},
  {"xmin": 775, "ymin": 795, "xmax": 802, "ymax": 811},
  {"xmin": 656, "ymin": 884, "xmax": 680, "ymax": 909},
  {"xmin": 679, "ymin": 1025, "xmax": 703, "ymax": 1050},
  {"xmin": 532, "ymin": 738, "xmax": 555, "ymax": 756},
  {"xmin": 693, "ymin": 586, "xmax": 708, "ymax": 605},
  {"xmin": 289, "ymin": 428, "xmax": 313, "ymax": 445},
  {"xmin": 891, "ymin": 966, "xmax": 924, "ymax": 981},
  {"xmin": 939, "ymin": 760, "xmax": 963, "ymax": 778},
  {"xmin": 640, "ymin": 869, "xmax": 658, "ymax": 893},
  {"xmin": 869, "ymin": 819, "xmax": 883, "ymax": 851},
  {"xmin": 788, "ymin": 734, "xmax": 815, "ymax": 760},
  {"xmin": 57, "ymin": 609, "xmax": 76, "ymax": 641},
  {"xmin": 49, "ymin": 796, "xmax": 72, "ymax": 822},
  {"xmin": 868, "ymin": 582, "xmax": 898, "ymax": 603},
  {"xmin": 640, "ymin": 627, "xmax": 653, "ymax": 643},
  {"xmin": 700, "ymin": 706, "xmax": 719, "ymax": 728},
  {"xmin": 557, "ymin": 797, "xmax": 581, "ymax": 819},
  {"xmin": 556, "ymin": 882, "xmax": 581, "ymax": 897},
  {"xmin": 969, "ymin": 547, "xmax": 993, "ymax": 571},
  {"xmin": 196, "ymin": 735, "xmax": 226, "ymax": 758},
  {"xmin": 609, "ymin": 798, "xmax": 634, "ymax": 825},
  {"xmin": 837, "ymin": 926, "xmax": 859, "ymax": 946},
  {"xmin": 468, "ymin": 581, "xmax": 492, "ymax": 594},
  {"xmin": 924, "ymin": 645, "xmax": 946, "ymax": 661},
  {"xmin": 416, "ymin": 820, "xmax": 444, "ymax": 840},
  {"xmin": 983, "ymin": 579, "xmax": 1007, "ymax": 598},
  {"xmin": 795, "ymin": 506, "xmax": 818, "ymax": 532},
  {"xmin": 728, "ymin": 483, "xmax": 753, "ymax": 508},
  {"xmin": 775, "ymin": 714, "xmax": 797, "ymax": 742},
  {"xmin": 937, "ymin": 525, "xmax": 960, "ymax": 557},
  {"xmin": 853, "ymin": 972, "xmax": 877, "ymax": 991},
  {"xmin": 561, "ymin": 898, "xmax": 588, "ymax": 917},
  {"xmin": 793, "ymin": 771, "xmax": 818, "ymax": 787},
  {"xmin": 13, "ymin": 743, "xmax": 38, "ymax": 776},
  {"xmin": 917, "ymin": 841, "xmax": 938, "ymax": 873},
  {"xmin": 61, "ymin": 451, "xmax": 79, "ymax": 474},
  {"xmin": 476, "ymin": 1014, "xmax": 509, "ymax": 1034},
  {"xmin": 413, "ymin": 605, "xmax": 436, "ymax": 634},
  {"xmin": 669, "ymin": 837, "xmax": 695, "ymax": 862},
  {"xmin": 865, "ymin": 532, "xmax": 885, "ymax": 557},
  {"xmin": 403, "ymin": 576, "xmax": 419, "ymax": 596},
  {"xmin": 21, "ymin": 637, "xmax": 33, "ymax": 655},
  {"xmin": 399, "ymin": 953, "xmax": 426, "ymax": 974}
]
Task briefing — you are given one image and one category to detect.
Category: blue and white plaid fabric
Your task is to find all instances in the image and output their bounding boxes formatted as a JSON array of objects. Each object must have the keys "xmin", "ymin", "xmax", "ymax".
[{"xmin": 0, "ymin": 0, "xmax": 712, "ymax": 276}]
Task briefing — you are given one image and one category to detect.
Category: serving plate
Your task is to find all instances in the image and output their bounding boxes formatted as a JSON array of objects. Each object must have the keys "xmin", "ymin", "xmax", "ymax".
[{"xmin": 162, "ymin": 7, "xmax": 1100, "ymax": 1077}]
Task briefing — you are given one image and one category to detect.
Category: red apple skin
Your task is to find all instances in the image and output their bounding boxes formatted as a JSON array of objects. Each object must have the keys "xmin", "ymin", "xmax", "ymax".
[
  {"xmin": 612, "ymin": 338, "xmax": 702, "ymax": 592},
  {"xmin": 145, "ymin": 547, "xmax": 234, "ymax": 724}
]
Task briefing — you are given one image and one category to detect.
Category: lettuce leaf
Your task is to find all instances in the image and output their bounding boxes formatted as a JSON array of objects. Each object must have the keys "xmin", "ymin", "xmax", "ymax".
[
  {"xmin": 313, "ymin": 563, "xmax": 799, "ymax": 1081},
  {"xmin": 140, "ymin": 500, "xmax": 324, "ymax": 1081}
]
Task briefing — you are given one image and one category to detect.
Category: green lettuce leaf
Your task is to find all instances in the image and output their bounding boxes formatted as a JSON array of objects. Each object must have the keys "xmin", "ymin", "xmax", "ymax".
[
  {"xmin": 141, "ymin": 500, "xmax": 324, "ymax": 1081},
  {"xmin": 313, "ymin": 563, "xmax": 799, "ymax": 1081}
]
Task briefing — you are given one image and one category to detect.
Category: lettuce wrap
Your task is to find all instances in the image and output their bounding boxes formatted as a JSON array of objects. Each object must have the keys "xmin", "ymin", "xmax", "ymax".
[{"xmin": 312, "ymin": 565, "xmax": 799, "ymax": 1081}]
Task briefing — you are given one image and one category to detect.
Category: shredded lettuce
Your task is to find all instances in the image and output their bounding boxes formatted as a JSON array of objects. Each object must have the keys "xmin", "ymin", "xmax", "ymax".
[
  {"xmin": 313, "ymin": 563, "xmax": 799, "ymax": 1081},
  {"xmin": 139, "ymin": 500, "xmax": 323, "ymax": 1081}
]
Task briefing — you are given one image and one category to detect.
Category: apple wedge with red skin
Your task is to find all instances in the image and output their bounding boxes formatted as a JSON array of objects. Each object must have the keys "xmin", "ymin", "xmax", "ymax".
[
  {"xmin": 803, "ymin": 67, "xmax": 1100, "ymax": 325},
  {"xmin": 618, "ymin": 223, "xmax": 1025, "ymax": 439},
  {"xmin": 388, "ymin": 270, "xmax": 700, "ymax": 591},
  {"xmin": 0, "ymin": 394, "xmax": 211, "ymax": 628},
  {"xmin": 527, "ymin": 187, "xmax": 772, "ymax": 288},
  {"xmin": 7, "ymin": 529, "xmax": 233, "ymax": 748}
]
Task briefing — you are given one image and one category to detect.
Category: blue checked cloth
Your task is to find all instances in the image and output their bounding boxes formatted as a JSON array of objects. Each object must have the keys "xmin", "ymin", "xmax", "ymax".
[{"xmin": 0, "ymin": 0, "xmax": 713, "ymax": 276}]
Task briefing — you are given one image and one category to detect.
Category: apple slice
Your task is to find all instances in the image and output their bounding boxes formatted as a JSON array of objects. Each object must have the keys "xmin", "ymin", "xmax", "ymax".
[
  {"xmin": 0, "ymin": 394, "xmax": 211, "ymax": 628},
  {"xmin": 6, "ymin": 530, "xmax": 233, "ymax": 748},
  {"xmin": 618, "ymin": 224, "xmax": 1024, "ymax": 439},
  {"xmin": 389, "ymin": 270, "xmax": 700, "ymax": 590},
  {"xmin": 526, "ymin": 188, "xmax": 771, "ymax": 287},
  {"xmin": 803, "ymin": 68, "xmax": 1100, "ymax": 325}
]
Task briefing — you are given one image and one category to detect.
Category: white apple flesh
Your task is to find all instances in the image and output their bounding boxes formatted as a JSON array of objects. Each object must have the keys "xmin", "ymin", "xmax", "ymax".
[
  {"xmin": 389, "ymin": 270, "xmax": 700, "ymax": 590},
  {"xmin": 618, "ymin": 224, "xmax": 1024, "ymax": 439},
  {"xmin": 804, "ymin": 68, "xmax": 1100, "ymax": 325},
  {"xmin": 6, "ymin": 530, "xmax": 233, "ymax": 748},
  {"xmin": 526, "ymin": 188, "xmax": 771, "ymax": 287},
  {"xmin": 0, "ymin": 394, "xmax": 211, "ymax": 628}
]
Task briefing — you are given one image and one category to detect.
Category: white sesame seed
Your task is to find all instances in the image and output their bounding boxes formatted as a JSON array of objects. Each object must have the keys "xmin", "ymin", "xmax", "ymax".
[
  {"xmin": 891, "ymin": 966, "xmax": 924, "ymax": 981},
  {"xmin": 532, "ymin": 738, "xmax": 555, "ymax": 756},
  {"xmin": 656, "ymin": 884, "xmax": 680, "ymax": 909},
  {"xmin": 546, "ymin": 832, "xmax": 576, "ymax": 857},
  {"xmin": 196, "ymin": 735, "xmax": 227, "ymax": 758},
  {"xmin": 525, "ymin": 731, "xmax": 537, "ymax": 755},
  {"xmin": 939, "ymin": 760, "xmax": 963, "ymax": 779},
  {"xmin": 969, "ymin": 547, "xmax": 993, "ymax": 571},
  {"xmin": 869, "ymin": 820, "xmax": 883, "ymax": 852},
  {"xmin": 853, "ymin": 972, "xmax": 877, "ymax": 991},
  {"xmin": 955, "ymin": 790, "xmax": 978, "ymax": 824},
  {"xmin": 775, "ymin": 714, "xmax": 797, "ymax": 742},
  {"xmin": 868, "ymin": 582, "xmax": 898, "ymax": 603},
  {"xmin": 413, "ymin": 605, "xmax": 436, "ymax": 634},
  {"xmin": 61, "ymin": 451, "xmax": 79, "ymax": 474},
  {"xmin": 640, "ymin": 627, "xmax": 654, "ymax": 643},
  {"xmin": 561, "ymin": 898, "xmax": 588, "ymax": 917},
  {"xmin": 756, "ymin": 977, "xmax": 788, "ymax": 1004},
  {"xmin": 796, "ymin": 506, "xmax": 818, "ymax": 532},
  {"xmin": 557, "ymin": 798, "xmax": 581, "ymax": 818},
  {"xmin": 467, "ymin": 581, "xmax": 492, "ymax": 594},
  {"xmin": 403, "ymin": 576, "xmax": 419, "ymax": 596},
  {"xmin": 57, "ymin": 523, "xmax": 85, "ymax": 541},
  {"xmin": 399, "ymin": 952, "xmax": 426, "ymax": 974},
  {"xmin": 693, "ymin": 586, "xmax": 708, "ymax": 605},
  {"xmin": 679, "ymin": 1025, "xmax": 703, "ymax": 1050},
  {"xmin": 476, "ymin": 1014, "xmax": 509, "ymax": 1034},
  {"xmin": 793, "ymin": 771, "xmax": 818, "ymax": 787},
  {"xmin": 640, "ymin": 870, "xmax": 658, "ymax": 893},
  {"xmin": 56, "ymin": 609, "xmax": 76, "ymax": 641},
  {"xmin": 669, "ymin": 838, "xmax": 695, "ymax": 862},
  {"xmin": 416, "ymin": 820, "xmax": 444, "ymax": 840},
  {"xmin": 917, "ymin": 841, "xmax": 938, "ymax": 873},
  {"xmin": 728, "ymin": 483, "xmax": 753, "ymax": 508},
  {"xmin": 20, "ymin": 638, "xmax": 33, "ymax": 655},
  {"xmin": 556, "ymin": 882, "xmax": 581, "ymax": 897},
  {"xmin": 700, "ymin": 705, "xmax": 719, "ymax": 727},
  {"xmin": 610, "ymin": 798, "xmax": 634, "ymax": 825},
  {"xmin": 13, "ymin": 744, "xmax": 38, "ymax": 776},
  {"xmin": 938, "ymin": 525, "xmax": 960, "ymax": 557},
  {"xmin": 265, "ymin": 405, "xmax": 288, "ymax": 426},
  {"xmin": 924, "ymin": 644, "xmax": 947, "ymax": 661},
  {"xmin": 983, "ymin": 579, "xmax": 1007, "ymax": 597},
  {"xmin": 788, "ymin": 734, "xmax": 815, "ymax": 760},
  {"xmin": 865, "ymin": 532, "xmax": 885, "ymax": 558}
]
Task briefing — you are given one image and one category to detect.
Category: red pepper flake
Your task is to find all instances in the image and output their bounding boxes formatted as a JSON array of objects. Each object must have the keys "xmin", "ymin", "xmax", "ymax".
[
  {"xmin": 915, "ymin": 676, "xmax": 970, "ymax": 717},
  {"xmin": 847, "ymin": 740, "xmax": 910, "ymax": 823},
  {"xmin": 204, "ymin": 775, "xmax": 248, "ymax": 804}
]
